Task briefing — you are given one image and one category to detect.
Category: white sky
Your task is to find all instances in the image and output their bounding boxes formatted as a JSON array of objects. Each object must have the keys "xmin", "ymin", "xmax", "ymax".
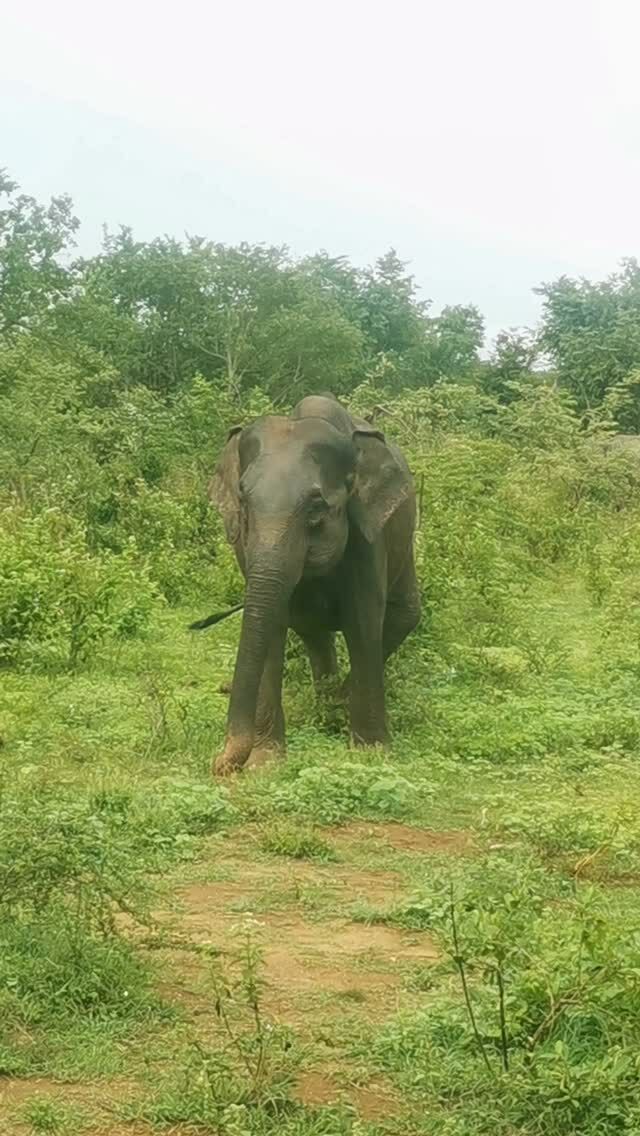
[{"xmin": 2, "ymin": 0, "xmax": 640, "ymax": 342}]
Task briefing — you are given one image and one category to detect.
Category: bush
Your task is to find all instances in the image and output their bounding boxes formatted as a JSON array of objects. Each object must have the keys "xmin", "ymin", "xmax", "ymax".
[
  {"xmin": 90, "ymin": 777, "xmax": 237, "ymax": 857},
  {"xmin": 0, "ymin": 785, "xmax": 155, "ymax": 926},
  {"xmin": 498, "ymin": 801, "xmax": 640, "ymax": 880},
  {"xmin": 264, "ymin": 761, "xmax": 421, "ymax": 824},
  {"xmin": 0, "ymin": 506, "xmax": 160, "ymax": 667},
  {"xmin": 0, "ymin": 778, "xmax": 235, "ymax": 1051},
  {"xmin": 371, "ymin": 863, "xmax": 640, "ymax": 1135},
  {"xmin": 0, "ymin": 913, "xmax": 156, "ymax": 1023},
  {"xmin": 0, "ymin": 787, "xmax": 162, "ymax": 1062},
  {"xmin": 85, "ymin": 478, "xmax": 226, "ymax": 605}
]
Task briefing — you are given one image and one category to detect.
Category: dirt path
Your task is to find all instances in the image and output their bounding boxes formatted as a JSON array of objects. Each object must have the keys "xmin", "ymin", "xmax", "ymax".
[{"xmin": 1, "ymin": 821, "xmax": 471, "ymax": 1133}]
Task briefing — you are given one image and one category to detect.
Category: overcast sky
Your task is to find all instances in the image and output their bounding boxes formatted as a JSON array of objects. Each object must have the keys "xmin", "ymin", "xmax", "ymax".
[{"xmin": 2, "ymin": 0, "xmax": 639, "ymax": 343}]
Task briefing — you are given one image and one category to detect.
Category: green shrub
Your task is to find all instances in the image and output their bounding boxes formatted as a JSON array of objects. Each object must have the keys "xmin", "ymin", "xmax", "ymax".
[
  {"xmin": 0, "ymin": 506, "xmax": 160, "ymax": 667},
  {"xmin": 265, "ymin": 761, "xmax": 420, "ymax": 824},
  {"xmin": 371, "ymin": 865, "xmax": 640, "ymax": 1135},
  {"xmin": 0, "ymin": 785, "xmax": 155, "ymax": 926},
  {"xmin": 0, "ymin": 913, "xmax": 156, "ymax": 1023},
  {"xmin": 85, "ymin": 478, "xmax": 227, "ymax": 605},
  {"xmin": 16, "ymin": 1097, "xmax": 88, "ymax": 1135},
  {"xmin": 0, "ymin": 789, "xmax": 161, "ymax": 1062},
  {"xmin": 90, "ymin": 778, "xmax": 237, "ymax": 860},
  {"xmin": 0, "ymin": 776, "xmax": 235, "ymax": 1072},
  {"xmin": 498, "ymin": 801, "xmax": 640, "ymax": 879}
]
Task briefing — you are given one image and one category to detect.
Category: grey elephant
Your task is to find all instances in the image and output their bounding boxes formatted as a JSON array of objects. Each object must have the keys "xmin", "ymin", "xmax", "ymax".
[{"xmin": 197, "ymin": 393, "xmax": 420, "ymax": 777}]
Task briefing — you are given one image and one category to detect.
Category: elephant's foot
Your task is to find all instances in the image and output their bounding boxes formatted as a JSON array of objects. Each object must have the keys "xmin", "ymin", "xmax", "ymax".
[
  {"xmin": 213, "ymin": 752, "xmax": 243, "ymax": 777},
  {"xmin": 349, "ymin": 684, "xmax": 389, "ymax": 748},
  {"xmin": 351, "ymin": 732, "xmax": 390, "ymax": 749},
  {"xmin": 212, "ymin": 736, "xmax": 253, "ymax": 778},
  {"xmin": 350, "ymin": 711, "xmax": 390, "ymax": 748}
]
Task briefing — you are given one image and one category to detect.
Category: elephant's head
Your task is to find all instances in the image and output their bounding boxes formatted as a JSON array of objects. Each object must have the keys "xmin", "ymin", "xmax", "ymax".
[{"xmin": 210, "ymin": 393, "xmax": 409, "ymax": 770}]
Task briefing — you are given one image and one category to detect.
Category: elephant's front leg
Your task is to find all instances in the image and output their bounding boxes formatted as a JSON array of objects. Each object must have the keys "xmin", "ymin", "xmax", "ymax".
[
  {"xmin": 344, "ymin": 629, "xmax": 388, "ymax": 745},
  {"xmin": 245, "ymin": 625, "xmax": 287, "ymax": 769},
  {"xmin": 214, "ymin": 626, "xmax": 287, "ymax": 776}
]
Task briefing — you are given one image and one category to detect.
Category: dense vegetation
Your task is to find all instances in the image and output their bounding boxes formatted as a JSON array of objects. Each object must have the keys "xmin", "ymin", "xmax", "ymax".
[{"xmin": 3, "ymin": 169, "xmax": 640, "ymax": 1134}]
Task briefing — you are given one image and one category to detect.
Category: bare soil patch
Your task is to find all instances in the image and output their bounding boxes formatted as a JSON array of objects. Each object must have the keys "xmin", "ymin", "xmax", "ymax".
[
  {"xmin": 0, "ymin": 1076, "xmax": 136, "ymax": 1107},
  {"xmin": 295, "ymin": 1069, "xmax": 400, "ymax": 1120},
  {"xmin": 152, "ymin": 856, "xmax": 438, "ymax": 1026},
  {"xmin": 328, "ymin": 820, "xmax": 475, "ymax": 856},
  {"xmin": 258, "ymin": 911, "xmax": 438, "ymax": 1015},
  {"xmin": 176, "ymin": 857, "xmax": 404, "ymax": 914},
  {"xmin": 0, "ymin": 1077, "xmax": 160, "ymax": 1136}
]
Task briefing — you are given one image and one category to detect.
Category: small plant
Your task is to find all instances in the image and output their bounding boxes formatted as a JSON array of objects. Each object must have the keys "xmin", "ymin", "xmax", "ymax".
[
  {"xmin": 135, "ymin": 923, "xmax": 300, "ymax": 1131},
  {"xmin": 18, "ymin": 1098, "xmax": 87, "ymax": 1135},
  {"xmin": 0, "ymin": 785, "xmax": 154, "ymax": 926},
  {"xmin": 265, "ymin": 761, "xmax": 420, "ymax": 824},
  {"xmin": 499, "ymin": 803, "xmax": 640, "ymax": 881},
  {"xmin": 259, "ymin": 821, "xmax": 338, "ymax": 862},
  {"xmin": 373, "ymin": 859, "xmax": 640, "ymax": 1134}
]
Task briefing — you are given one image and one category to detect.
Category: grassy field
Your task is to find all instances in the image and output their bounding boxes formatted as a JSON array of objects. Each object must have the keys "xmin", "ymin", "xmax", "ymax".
[
  {"xmin": 2, "ymin": 567, "xmax": 640, "ymax": 1136},
  {"xmin": 5, "ymin": 175, "xmax": 640, "ymax": 1134}
]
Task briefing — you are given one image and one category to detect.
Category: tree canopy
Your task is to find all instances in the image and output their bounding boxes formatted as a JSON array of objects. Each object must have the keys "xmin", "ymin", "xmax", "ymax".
[{"xmin": 2, "ymin": 169, "xmax": 640, "ymax": 427}]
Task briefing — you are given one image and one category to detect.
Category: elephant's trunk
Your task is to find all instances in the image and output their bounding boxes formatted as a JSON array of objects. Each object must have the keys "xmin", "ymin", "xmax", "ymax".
[{"xmin": 221, "ymin": 540, "xmax": 300, "ymax": 769}]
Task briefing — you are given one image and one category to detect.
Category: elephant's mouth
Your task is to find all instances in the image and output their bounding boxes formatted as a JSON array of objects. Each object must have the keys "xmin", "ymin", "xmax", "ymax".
[{"xmin": 303, "ymin": 541, "xmax": 347, "ymax": 578}]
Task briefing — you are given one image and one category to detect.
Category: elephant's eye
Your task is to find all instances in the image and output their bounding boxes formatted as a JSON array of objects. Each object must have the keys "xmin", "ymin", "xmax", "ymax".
[{"xmin": 307, "ymin": 490, "xmax": 328, "ymax": 527}]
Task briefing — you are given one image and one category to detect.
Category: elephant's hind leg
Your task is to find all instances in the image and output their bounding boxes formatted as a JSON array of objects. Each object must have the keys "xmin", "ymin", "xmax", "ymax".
[
  {"xmin": 383, "ymin": 558, "xmax": 421, "ymax": 662},
  {"xmin": 338, "ymin": 561, "xmax": 420, "ymax": 702}
]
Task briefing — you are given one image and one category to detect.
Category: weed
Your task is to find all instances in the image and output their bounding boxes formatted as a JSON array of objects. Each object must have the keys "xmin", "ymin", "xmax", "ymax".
[
  {"xmin": 259, "ymin": 821, "xmax": 338, "ymax": 862},
  {"xmin": 498, "ymin": 802, "xmax": 640, "ymax": 880},
  {"xmin": 0, "ymin": 507, "xmax": 160, "ymax": 669},
  {"xmin": 257, "ymin": 761, "xmax": 422, "ymax": 825},
  {"xmin": 16, "ymin": 1098, "xmax": 88, "ymax": 1135},
  {"xmin": 133, "ymin": 923, "xmax": 301, "ymax": 1131},
  {"xmin": 371, "ymin": 864, "xmax": 640, "ymax": 1134}
]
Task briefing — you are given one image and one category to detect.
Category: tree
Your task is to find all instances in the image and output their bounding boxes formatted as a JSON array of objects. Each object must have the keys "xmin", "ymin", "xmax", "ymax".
[
  {"xmin": 63, "ymin": 233, "xmax": 364, "ymax": 402},
  {"xmin": 601, "ymin": 370, "xmax": 640, "ymax": 434},
  {"xmin": 428, "ymin": 304, "xmax": 485, "ymax": 380},
  {"xmin": 537, "ymin": 260, "xmax": 640, "ymax": 409},
  {"xmin": 358, "ymin": 249, "xmax": 429, "ymax": 356},
  {"xmin": 481, "ymin": 329, "xmax": 538, "ymax": 403},
  {"xmin": 59, "ymin": 233, "xmax": 296, "ymax": 394},
  {"xmin": 251, "ymin": 297, "xmax": 364, "ymax": 402},
  {"xmin": 0, "ymin": 170, "xmax": 78, "ymax": 337}
]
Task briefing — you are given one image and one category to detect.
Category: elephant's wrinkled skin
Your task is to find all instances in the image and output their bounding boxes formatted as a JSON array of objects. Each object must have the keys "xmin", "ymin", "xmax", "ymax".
[{"xmin": 205, "ymin": 393, "xmax": 420, "ymax": 777}]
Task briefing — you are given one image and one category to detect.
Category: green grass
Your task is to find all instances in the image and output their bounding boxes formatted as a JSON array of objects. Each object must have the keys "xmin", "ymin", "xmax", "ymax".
[
  {"xmin": 258, "ymin": 820, "xmax": 339, "ymax": 862},
  {"xmin": 15, "ymin": 1098, "xmax": 90, "ymax": 1135},
  {"xmin": 2, "ymin": 573, "xmax": 640, "ymax": 1135}
]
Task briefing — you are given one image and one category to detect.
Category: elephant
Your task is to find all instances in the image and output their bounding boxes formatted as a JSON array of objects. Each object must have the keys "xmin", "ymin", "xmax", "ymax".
[{"xmin": 198, "ymin": 392, "xmax": 420, "ymax": 777}]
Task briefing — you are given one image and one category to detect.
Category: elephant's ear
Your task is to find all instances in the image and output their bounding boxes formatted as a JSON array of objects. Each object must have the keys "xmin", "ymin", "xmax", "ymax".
[
  {"xmin": 348, "ymin": 422, "xmax": 411, "ymax": 543},
  {"xmin": 209, "ymin": 425, "xmax": 243, "ymax": 544}
]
